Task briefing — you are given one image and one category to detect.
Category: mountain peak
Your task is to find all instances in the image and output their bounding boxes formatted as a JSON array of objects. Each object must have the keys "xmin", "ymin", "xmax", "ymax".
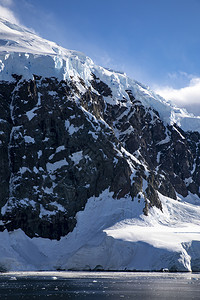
[
  {"xmin": 0, "ymin": 16, "xmax": 59, "ymax": 55},
  {"xmin": 0, "ymin": 17, "xmax": 199, "ymax": 133}
]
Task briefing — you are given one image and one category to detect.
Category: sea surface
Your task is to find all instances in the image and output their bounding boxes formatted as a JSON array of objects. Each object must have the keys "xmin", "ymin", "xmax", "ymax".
[{"xmin": 0, "ymin": 271, "xmax": 200, "ymax": 299}]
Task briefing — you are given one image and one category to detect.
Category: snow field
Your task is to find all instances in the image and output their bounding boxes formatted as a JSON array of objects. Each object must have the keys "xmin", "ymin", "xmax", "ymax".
[{"xmin": 1, "ymin": 190, "xmax": 200, "ymax": 271}]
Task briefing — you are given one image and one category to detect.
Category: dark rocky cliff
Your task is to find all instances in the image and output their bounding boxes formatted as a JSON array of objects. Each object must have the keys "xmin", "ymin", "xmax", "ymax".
[{"xmin": 0, "ymin": 73, "xmax": 199, "ymax": 239}]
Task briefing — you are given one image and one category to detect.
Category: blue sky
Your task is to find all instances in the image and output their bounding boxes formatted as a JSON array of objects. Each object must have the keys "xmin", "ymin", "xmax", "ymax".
[{"xmin": 1, "ymin": 0, "xmax": 200, "ymax": 114}]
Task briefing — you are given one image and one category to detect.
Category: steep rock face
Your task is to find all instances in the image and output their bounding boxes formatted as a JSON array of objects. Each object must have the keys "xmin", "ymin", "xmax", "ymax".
[
  {"xmin": 0, "ymin": 71, "xmax": 199, "ymax": 240},
  {"xmin": 0, "ymin": 75, "xmax": 135, "ymax": 239}
]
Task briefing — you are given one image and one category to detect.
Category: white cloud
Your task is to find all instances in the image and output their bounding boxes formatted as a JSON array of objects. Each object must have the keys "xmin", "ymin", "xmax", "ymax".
[
  {"xmin": 156, "ymin": 78, "xmax": 200, "ymax": 105},
  {"xmin": 155, "ymin": 77, "xmax": 200, "ymax": 116},
  {"xmin": 0, "ymin": 5, "xmax": 19, "ymax": 24}
]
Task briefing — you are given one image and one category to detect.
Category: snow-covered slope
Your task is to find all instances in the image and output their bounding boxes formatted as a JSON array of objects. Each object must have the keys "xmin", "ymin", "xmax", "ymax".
[
  {"xmin": 0, "ymin": 17, "xmax": 200, "ymax": 272},
  {"xmin": 1, "ymin": 191, "xmax": 200, "ymax": 271},
  {"xmin": 0, "ymin": 17, "xmax": 200, "ymax": 132}
]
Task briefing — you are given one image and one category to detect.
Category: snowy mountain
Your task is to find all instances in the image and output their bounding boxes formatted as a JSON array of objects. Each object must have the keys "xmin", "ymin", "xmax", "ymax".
[{"xmin": 0, "ymin": 17, "xmax": 200, "ymax": 272}]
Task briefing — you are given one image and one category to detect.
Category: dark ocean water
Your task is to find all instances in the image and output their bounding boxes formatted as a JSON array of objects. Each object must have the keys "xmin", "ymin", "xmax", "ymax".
[{"xmin": 0, "ymin": 271, "xmax": 200, "ymax": 300}]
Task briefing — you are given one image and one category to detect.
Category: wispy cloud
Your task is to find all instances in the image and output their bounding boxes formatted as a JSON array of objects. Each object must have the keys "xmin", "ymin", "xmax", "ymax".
[
  {"xmin": 0, "ymin": 0, "xmax": 20, "ymax": 24},
  {"xmin": 155, "ymin": 76, "xmax": 200, "ymax": 116}
]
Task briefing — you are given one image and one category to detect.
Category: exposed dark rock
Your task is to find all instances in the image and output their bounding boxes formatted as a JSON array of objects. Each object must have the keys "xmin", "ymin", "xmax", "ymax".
[
  {"xmin": 91, "ymin": 73, "xmax": 112, "ymax": 97},
  {"xmin": 0, "ymin": 73, "xmax": 199, "ymax": 240}
]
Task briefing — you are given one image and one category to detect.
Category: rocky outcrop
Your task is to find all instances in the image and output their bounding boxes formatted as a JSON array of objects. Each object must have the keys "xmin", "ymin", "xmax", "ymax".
[
  {"xmin": 0, "ymin": 72, "xmax": 199, "ymax": 240},
  {"xmin": 0, "ymin": 75, "xmax": 135, "ymax": 239}
]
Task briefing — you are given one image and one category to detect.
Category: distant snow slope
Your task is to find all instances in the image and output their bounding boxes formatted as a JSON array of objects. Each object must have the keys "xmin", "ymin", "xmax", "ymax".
[{"xmin": 0, "ymin": 17, "xmax": 200, "ymax": 132}]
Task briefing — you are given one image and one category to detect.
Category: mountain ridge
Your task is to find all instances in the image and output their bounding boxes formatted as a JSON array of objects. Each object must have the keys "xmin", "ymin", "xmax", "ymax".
[{"xmin": 0, "ymin": 17, "xmax": 200, "ymax": 132}]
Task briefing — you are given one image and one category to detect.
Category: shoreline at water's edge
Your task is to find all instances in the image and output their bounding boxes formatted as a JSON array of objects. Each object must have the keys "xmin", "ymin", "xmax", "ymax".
[{"xmin": 1, "ymin": 270, "xmax": 200, "ymax": 275}]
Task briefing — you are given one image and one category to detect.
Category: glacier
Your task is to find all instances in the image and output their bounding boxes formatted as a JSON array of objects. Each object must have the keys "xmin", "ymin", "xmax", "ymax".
[{"xmin": 0, "ymin": 17, "xmax": 200, "ymax": 272}]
